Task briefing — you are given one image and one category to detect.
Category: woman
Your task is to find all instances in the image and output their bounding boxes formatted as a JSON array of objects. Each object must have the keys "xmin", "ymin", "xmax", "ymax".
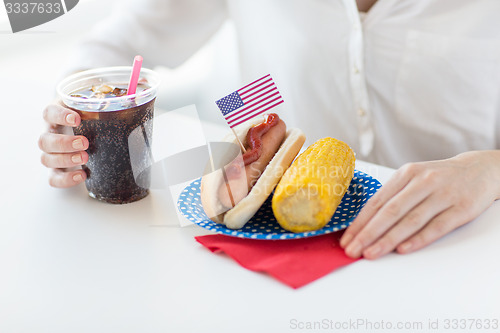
[{"xmin": 38, "ymin": 0, "xmax": 500, "ymax": 259}]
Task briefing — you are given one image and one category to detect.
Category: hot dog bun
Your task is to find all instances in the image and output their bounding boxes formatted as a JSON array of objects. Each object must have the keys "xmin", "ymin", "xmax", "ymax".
[{"xmin": 201, "ymin": 117, "xmax": 305, "ymax": 229}]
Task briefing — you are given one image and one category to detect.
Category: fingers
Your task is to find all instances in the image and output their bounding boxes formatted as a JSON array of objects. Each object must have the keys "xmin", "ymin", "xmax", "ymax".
[
  {"xmin": 43, "ymin": 103, "xmax": 81, "ymax": 127},
  {"xmin": 38, "ymin": 133, "xmax": 89, "ymax": 154},
  {"xmin": 41, "ymin": 151, "xmax": 88, "ymax": 169},
  {"xmin": 38, "ymin": 132, "xmax": 89, "ymax": 171},
  {"xmin": 339, "ymin": 164, "xmax": 419, "ymax": 251},
  {"xmin": 396, "ymin": 206, "xmax": 472, "ymax": 255},
  {"xmin": 361, "ymin": 194, "xmax": 452, "ymax": 259},
  {"xmin": 342, "ymin": 178, "xmax": 433, "ymax": 258},
  {"xmin": 40, "ymin": 102, "xmax": 89, "ymax": 189},
  {"xmin": 49, "ymin": 169, "xmax": 87, "ymax": 188}
]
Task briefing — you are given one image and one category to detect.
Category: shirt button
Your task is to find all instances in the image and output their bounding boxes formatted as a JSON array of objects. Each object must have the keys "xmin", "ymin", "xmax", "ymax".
[
  {"xmin": 353, "ymin": 66, "xmax": 360, "ymax": 74},
  {"xmin": 358, "ymin": 108, "xmax": 366, "ymax": 117}
]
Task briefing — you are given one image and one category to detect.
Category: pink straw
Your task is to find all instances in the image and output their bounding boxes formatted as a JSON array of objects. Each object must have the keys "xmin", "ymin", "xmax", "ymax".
[{"xmin": 127, "ymin": 55, "xmax": 143, "ymax": 95}]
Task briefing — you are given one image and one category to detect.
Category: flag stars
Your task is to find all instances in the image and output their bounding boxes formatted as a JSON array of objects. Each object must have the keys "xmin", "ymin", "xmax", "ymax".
[{"xmin": 216, "ymin": 92, "xmax": 244, "ymax": 116}]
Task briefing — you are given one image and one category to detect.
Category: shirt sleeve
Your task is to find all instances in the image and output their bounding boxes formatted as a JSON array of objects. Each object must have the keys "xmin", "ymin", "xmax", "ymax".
[{"xmin": 63, "ymin": 0, "xmax": 228, "ymax": 74}]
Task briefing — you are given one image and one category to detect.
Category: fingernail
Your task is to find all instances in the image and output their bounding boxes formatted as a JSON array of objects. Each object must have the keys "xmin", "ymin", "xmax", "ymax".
[
  {"xmin": 345, "ymin": 241, "xmax": 362, "ymax": 258},
  {"xmin": 72, "ymin": 139, "xmax": 84, "ymax": 150},
  {"xmin": 71, "ymin": 154, "xmax": 83, "ymax": 164},
  {"xmin": 399, "ymin": 242, "xmax": 412, "ymax": 253},
  {"xmin": 365, "ymin": 244, "xmax": 381, "ymax": 258},
  {"xmin": 340, "ymin": 234, "xmax": 352, "ymax": 248},
  {"xmin": 66, "ymin": 114, "xmax": 76, "ymax": 125},
  {"xmin": 73, "ymin": 173, "xmax": 83, "ymax": 182}
]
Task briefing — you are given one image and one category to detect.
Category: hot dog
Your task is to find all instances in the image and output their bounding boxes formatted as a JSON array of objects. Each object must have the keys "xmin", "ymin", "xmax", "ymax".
[
  {"xmin": 201, "ymin": 113, "xmax": 305, "ymax": 229},
  {"xmin": 217, "ymin": 114, "xmax": 286, "ymax": 208}
]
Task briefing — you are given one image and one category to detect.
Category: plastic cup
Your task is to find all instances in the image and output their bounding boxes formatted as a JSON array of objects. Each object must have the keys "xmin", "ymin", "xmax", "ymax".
[{"xmin": 57, "ymin": 67, "xmax": 161, "ymax": 204}]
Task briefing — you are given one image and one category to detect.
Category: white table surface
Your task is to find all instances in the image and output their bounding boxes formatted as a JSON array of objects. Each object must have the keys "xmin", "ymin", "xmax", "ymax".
[{"xmin": 1, "ymin": 104, "xmax": 499, "ymax": 333}]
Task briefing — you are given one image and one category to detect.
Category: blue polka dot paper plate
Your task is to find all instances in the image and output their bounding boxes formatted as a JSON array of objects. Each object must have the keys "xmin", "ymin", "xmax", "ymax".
[{"xmin": 177, "ymin": 170, "xmax": 381, "ymax": 240}]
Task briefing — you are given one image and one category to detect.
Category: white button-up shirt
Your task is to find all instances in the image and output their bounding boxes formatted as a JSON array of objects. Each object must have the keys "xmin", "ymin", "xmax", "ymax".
[{"xmin": 68, "ymin": 0, "xmax": 500, "ymax": 168}]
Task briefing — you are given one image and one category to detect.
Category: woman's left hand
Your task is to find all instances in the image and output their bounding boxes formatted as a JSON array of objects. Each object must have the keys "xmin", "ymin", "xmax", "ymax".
[{"xmin": 339, "ymin": 150, "xmax": 500, "ymax": 259}]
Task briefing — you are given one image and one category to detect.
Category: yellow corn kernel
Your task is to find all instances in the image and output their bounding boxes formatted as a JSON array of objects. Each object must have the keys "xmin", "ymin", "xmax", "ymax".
[{"xmin": 272, "ymin": 137, "xmax": 355, "ymax": 233}]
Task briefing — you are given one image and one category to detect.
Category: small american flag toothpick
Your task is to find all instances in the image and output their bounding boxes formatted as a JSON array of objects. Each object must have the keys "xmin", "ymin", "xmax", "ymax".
[
  {"xmin": 216, "ymin": 74, "xmax": 284, "ymax": 129},
  {"xmin": 215, "ymin": 74, "xmax": 284, "ymax": 153}
]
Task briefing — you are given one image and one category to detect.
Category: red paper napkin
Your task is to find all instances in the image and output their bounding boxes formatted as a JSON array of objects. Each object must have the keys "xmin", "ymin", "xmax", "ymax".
[{"xmin": 195, "ymin": 232, "xmax": 361, "ymax": 289}]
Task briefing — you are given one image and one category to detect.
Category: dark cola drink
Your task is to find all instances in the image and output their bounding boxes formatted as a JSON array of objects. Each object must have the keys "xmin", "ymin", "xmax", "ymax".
[
  {"xmin": 68, "ymin": 83, "xmax": 155, "ymax": 204},
  {"xmin": 58, "ymin": 67, "xmax": 160, "ymax": 204}
]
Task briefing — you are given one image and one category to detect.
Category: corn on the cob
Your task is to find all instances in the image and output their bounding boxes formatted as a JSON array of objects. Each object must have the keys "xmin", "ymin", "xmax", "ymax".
[{"xmin": 272, "ymin": 137, "xmax": 355, "ymax": 233}]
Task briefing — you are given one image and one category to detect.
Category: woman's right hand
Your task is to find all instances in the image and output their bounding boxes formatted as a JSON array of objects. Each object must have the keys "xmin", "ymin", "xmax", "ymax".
[{"xmin": 38, "ymin": 101, "xmax": 89, "ymax": 188}]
